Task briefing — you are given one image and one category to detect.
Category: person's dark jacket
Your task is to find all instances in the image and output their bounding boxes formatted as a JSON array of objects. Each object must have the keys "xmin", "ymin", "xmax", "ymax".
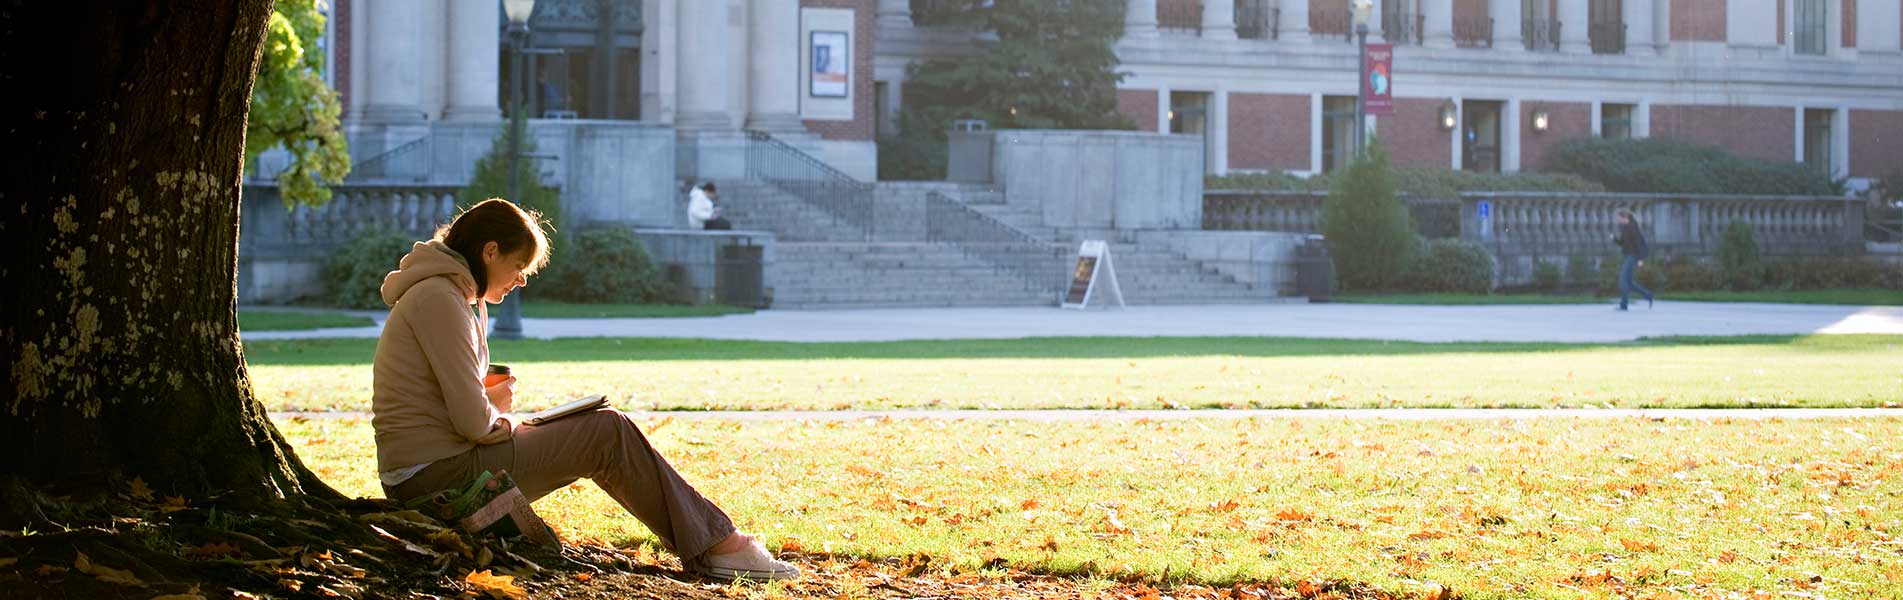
[{"xmin": 1613, "ymin": 220, "xmax": 1649, "ymax": 259}]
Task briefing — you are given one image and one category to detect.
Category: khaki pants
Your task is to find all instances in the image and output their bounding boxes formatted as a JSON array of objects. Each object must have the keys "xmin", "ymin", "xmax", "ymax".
[{"xmin": 384, "ymin": 408, "xmax": 736, "ymax": 566}]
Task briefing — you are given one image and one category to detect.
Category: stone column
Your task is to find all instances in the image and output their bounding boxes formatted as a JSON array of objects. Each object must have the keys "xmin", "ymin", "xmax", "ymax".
[
  {"xmin": 1559, "ymin": 0, "xmax": 1590, "ymax": 53},
  {"xmin": 1281, "ymin": 0, "xmax": 1313, "ymax": 42},
  {"xmin": 444, "ymin": 0, "xmax": 501, "ymax": 121},
  {"xmin": 747, "ymin": 0, "xmax": 802, "ymax": 131},
  {"xmin": 361, "ymin": 0, "xmax": 431, "ymax": 122},
  {"xmin": 1126, "ymin": 0, "xmax": 1158, "ymax": 38},
  {"xmin": 1422, "ymin": 0, "xmax": 1454, "ymax": 48},
  {"xmin": 1204, "ymin": 0, "xmax": 1238, "ymax": 40},
  {"xmin": 1491, "ymin": 0, "xmax": 1524, "ymax": 50},
  {"xmin": 877, "ymin": 0, "xmax": 911, "ymax": 29},
  {"xmin": 676, "ymin": 0, "xmax": 733, "ymax": 129},
  {"xmin": 1652, "ymin": 0, "xmax": 1669, "ymax": 49},
  {"xmin": 1366, "ymin": 0, "xmax": 1385, "ymax": 43},
  {"xmin": 1623, "ymin": 0, "xmax": 1655, "ymax": 55}
]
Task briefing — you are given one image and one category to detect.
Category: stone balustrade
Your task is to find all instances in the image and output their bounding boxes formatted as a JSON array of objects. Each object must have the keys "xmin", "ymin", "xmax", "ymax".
[
  {"xmin": 239, "ymin": 183, "xmax": 466, "ymax": 303},
  {"xmin": 1206, "ymin": 189, "xmax": 1865, "ymax": 285}
]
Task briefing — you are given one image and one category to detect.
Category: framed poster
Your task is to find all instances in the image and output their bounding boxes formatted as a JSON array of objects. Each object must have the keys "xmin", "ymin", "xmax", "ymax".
[{"xmin": 809, "ymin": 30, "xmax": 849, "ymax": 98}]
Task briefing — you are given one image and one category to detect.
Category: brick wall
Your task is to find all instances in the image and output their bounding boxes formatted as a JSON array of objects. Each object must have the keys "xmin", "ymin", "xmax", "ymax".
[
  {"xmin": 1118, "ymin": 89, "xmax": 1159, "ymax": 132},
  {"xmin": 1228, "ymin": 93, "xmax": 1312, "ymax": 171},
  {"xmin": 1520, "ymin": 102, "xmax": 1592, "ymax": 171},
  {"xmin": 801, "ymin": 0, "xmax": 876, "ymax": 141},
  {"xmin": 1844, "ymin": 0, "xmax": 1857, "ymax": 47},
  {"xmin": 1650, "ymin": 104, "xmax": 1795, "ymax": 163},
  {"xmin": 1849, "ymin": 109, "xmax": 1903, "ymax": 178},
  {"xmin": 1379, "ymin": 97, "xmax": 1452, "ymax": 169},
  {"xmin": 1672, "ymin": 0, "xmax": 1727, "ymax": 41},
  {"xmin": 335, "ymin": 0, "xmax": 352, "ymax": 110}
]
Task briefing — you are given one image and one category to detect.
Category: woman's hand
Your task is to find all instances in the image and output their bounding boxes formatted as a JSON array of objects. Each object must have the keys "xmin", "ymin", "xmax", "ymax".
[{"xmin": 485, "ymin": 376, "xmax": 517, "ymax": 412}]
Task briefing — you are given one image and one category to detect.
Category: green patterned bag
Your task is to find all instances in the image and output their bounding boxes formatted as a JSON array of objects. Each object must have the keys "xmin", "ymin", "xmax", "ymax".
[{"xmin": 404, "ymin": 469, "xmax": 557, "ymax": 544}]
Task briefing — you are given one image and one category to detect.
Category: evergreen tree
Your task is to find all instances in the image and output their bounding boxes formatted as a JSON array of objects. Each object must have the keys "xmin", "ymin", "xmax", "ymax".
[
  {"xmin": 882, "ymin": 0, "xmax": 1133, "ymax": 179},
  {"xmin": 1321, "ymin": 142, "xmax": 1417, "ymax": 290},
  {"xmin": 459, "ymin": 114, "xmax": 565, "ymax": 295}
]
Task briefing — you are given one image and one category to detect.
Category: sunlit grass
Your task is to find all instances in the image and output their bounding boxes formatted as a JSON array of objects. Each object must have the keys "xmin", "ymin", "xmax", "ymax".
[
  {"xmin": 247, "ymin": 335, "xmax": 1903, "ymax": 412},
  {"xmin": 280, "ymin": 416, "xmax": 1903, "ymax": 599}
]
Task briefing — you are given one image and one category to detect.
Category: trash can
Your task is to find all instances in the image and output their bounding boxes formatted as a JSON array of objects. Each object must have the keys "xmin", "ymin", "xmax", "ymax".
[
  {"xmin": 716, "ymin": 242, "xmax": 765, "ymax": 308},
  {"xmin": 1295, "ymin": 235, "xmax": 1336, "ymax": 302}
]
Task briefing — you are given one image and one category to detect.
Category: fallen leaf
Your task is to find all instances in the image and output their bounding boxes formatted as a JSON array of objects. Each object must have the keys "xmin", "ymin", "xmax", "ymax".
[
  {"xmin": 1619, "ymin": 538, "xmax": 1660, "ymax": 552},
  {"xmin": 1276, "ymin": 509, "xmax": 1313, "ymax": 522},
  {"xmin": 465, "ymin": 569, "xmax": 528, "ymax": 600},
  {"xmin": 150, "ymin": 595, "xmax": 208, "ymax": 600},
  {"xmin": 128, "ymin": 477, "xmax": 154, "ymax": 502},
  {"xmin": 75, "ymin": 551, "xmax": 142, "ymax": 586},
  {"xmin": 183, "ymin": 542, "xmax": 242, "ymax": 560},
  {"xmin": 159, "ymin": 496, "xmax": 189, "ymax": 513},
  {"xmin": 0, "ymin": 557, "xmax": 15, "ymax": 567},
  {"xmin": 572, "ymin": 572, "xmax": 592, "ymax": 582}
]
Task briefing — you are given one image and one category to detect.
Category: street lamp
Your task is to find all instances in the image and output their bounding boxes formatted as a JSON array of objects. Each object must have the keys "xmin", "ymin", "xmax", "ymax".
[
  {"xmin": 493, "ymin": 0, "xmax": 537, "ymax": 340},
  {"xmin": 1352, "ymin": 0, "xmax": 1374, "ymax": 159}
]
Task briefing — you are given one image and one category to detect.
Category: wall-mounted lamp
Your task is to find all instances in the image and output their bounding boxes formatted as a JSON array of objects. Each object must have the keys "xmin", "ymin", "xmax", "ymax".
[
  {"xmin": 1531, "ymin": 108, "xmax": 1551, "ymax": 133},
  {"xmin": 1438, "ymin": 100, "xmax": 1457, "ymax": 131}
]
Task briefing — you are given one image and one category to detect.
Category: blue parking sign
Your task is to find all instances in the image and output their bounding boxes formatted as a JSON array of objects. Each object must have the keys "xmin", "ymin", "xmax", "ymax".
[{"xmin": 1477, "ymin": 200, "xmax": 1491, "ymax": 220}]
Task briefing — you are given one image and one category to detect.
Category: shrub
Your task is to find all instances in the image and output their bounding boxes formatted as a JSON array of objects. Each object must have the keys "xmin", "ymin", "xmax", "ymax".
[
  {"xmin": 1402, "ymin": 239, "xmax": 1495, "ymax": 293},
  {"xmin": 1763, "ymin": 257, "xmax": 1892, "ymax": 290},
  {"xmin": 1565, "ymin": 254, "xmax": 1598, "ymax": 287},
  {"xmin": 1322, "ymin": 143, "xmax": 1416, "ymax": 290},
  {"xmin": 537, "ymin": 226, "xmax": 669, "ymax": 304},
  {"xmin": 322, "ymin": 228, "xmax": 417, "ymax": 309},
  {"xmin": 1544, "ymin": 137, "xmax": 1836, "ymax": 196},
  {"xmin": 1532, "ymin": 260, "xmax": 1563, "ymax": 292},
  {"xmin": 1717, "ymin": 221, "xmax": 1762, "ymax": 290},
  {"xmin": 1653, "ymin": 255, "xmax": 1722, "ymax": 291}
]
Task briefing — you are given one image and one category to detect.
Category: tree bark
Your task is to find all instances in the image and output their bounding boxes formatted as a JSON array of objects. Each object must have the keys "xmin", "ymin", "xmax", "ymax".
[{"xmin": 0, "ymin": 0, "xmax": 336, "ymax": 512}]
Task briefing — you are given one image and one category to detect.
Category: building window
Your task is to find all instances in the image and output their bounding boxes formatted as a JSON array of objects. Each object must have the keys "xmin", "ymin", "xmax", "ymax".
[
  {"xmin": 1383, "ymin": 0, "xmax": 1421, "ymax": 44},
  {"xmin": 1794, "ymin": 0, "xmax": 1827, "ymax": 55},
  {"xmin": 1803, "ymin": 108, "xmax": 1834, "ymax": 177},
  {"xmin": 1462, "ymin": 100, "xmax": 1502, "ymax": 173},
  {"xmin": 1600, "ymin": 103, "xmax": 1633, "ymax": 140},
  {"xmin": 1321, "ymin": 96, "xmax": 1357, "ymax": 174},
  {"xmin": 1523, "ymin": 0, "xmax": 1559, "ymax": 51},
  {"xmin": 1588, "ymin": 0, "xmax": 1625, "ymax": 54}
]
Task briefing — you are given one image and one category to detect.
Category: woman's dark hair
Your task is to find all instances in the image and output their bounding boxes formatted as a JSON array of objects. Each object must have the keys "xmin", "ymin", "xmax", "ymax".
[
  {"xmin": 701, "ymin": 182, "xmax": 717, "ymax": 193},
  {"xmin": 435, "ymin": 198, "xmax": 551, "ymax": 297}
]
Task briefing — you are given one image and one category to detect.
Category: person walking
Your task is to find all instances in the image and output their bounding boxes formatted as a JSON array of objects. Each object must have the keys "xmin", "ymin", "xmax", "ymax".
[
  {"xmin": 372, "ymin": 198, "xmax": 797, "ymax": 581},
  {"xmin": 1612, "ymin": 209, "xmax": 1654, "ymax": 311}
]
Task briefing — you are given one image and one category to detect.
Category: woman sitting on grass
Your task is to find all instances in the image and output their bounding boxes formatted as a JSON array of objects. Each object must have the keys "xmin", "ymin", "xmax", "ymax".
[{"xmin": 368, "ymin": 198, "xmax": 797, "ymax": 581}]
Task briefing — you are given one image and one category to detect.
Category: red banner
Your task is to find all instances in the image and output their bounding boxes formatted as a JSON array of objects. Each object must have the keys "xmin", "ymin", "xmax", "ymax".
[{"xmin": 1364, "ymin": 43, "xmax": 1393, "ymax": 116}]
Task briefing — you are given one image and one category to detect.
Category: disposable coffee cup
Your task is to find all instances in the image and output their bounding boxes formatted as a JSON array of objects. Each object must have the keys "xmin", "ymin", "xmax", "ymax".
[{"xmin": 483, "ymin": 364, "xmax": 511, "ymax": 387}]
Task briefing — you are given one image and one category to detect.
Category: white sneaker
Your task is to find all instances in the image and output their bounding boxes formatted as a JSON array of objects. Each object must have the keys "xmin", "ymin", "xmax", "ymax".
[{"xmin": 701, "ymin": 540, "xmax": 800, "ymax": 581}]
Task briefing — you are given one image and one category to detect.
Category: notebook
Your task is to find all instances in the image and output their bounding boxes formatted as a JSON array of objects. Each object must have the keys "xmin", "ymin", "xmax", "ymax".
[{"xmin": 521, "ymin": 395, "xmax": 609, "ymax": 426}]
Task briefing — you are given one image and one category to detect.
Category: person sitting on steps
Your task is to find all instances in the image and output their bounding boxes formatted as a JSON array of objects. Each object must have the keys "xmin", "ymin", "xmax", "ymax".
[
  {"xmin": 688, "ymin": 182, "xmax": 731, "ymax": 230},
  {"xmin": 370, "ymin": 198, "xmax": 796, "ymax": 581}
]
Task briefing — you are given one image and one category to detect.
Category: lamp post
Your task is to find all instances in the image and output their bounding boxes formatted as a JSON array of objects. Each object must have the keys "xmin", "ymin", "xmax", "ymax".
[
  {"xmin": 494, "ymin": 0, "xmax": 537, "ymax": 340},
  {"xmin": 1352, "ymin": 0, "xmax": 1373, "ymax": 160}
]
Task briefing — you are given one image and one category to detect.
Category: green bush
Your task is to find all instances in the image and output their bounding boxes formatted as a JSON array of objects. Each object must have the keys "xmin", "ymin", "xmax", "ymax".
[
  {"xmin": 1544, "ymin": 137, "xmax": 1837, "ymax": 195},
  {"xmin": 1654, "ymin": 255, "xmax": 1723, "ymax": 291},
  {"xmin": 322, "ymin": 228, "xmax": 417, "ymax": 309},
  {"xmin": 1402, "ymin": 239, "xmax": 1495, "ymax": 293},
  {"xmin": 1532, "ymin": 260, "xmax": 1563, "ymax": 292},
  {"xmin": 1565, "ymin": 254, "xmax": 1598, "ymax": 287},
  {"xmin": 1717, "ymin": 221, "xmax": 1762, "ymax": 291},
  {"xmin": 1763, "ymin": 257, "xmax": 1893, "ymax": 290},
  {"xmin": 1321, "ymin": 143, "xmax": 1416, "ymax": 290},
  {"xmin": 537, "ymin": 227, "xmax": 669, "ymax": 304}
]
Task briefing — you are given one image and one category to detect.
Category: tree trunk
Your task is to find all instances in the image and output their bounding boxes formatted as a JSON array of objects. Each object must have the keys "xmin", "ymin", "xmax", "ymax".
[{"xmin": 0, "ymin": 0, "xmax": 335, "ymax": 513}]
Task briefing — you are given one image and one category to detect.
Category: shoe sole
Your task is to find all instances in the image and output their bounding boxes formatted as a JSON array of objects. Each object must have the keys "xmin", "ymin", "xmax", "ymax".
[{"xmin": 703, "ymin": 566, "xmax": 800, "ymax": 582}]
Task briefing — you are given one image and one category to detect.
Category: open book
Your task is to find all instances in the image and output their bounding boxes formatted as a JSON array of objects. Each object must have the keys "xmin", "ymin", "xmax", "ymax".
[{"xmin": 521, "ymin": 395, "xmax": 609, "ymax": 426}]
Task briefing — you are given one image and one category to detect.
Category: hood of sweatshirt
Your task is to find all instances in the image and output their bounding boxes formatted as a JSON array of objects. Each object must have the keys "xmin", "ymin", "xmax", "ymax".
[{"xmin": 380, "ymin": 240, "xmax": 480, "ymax": 308}]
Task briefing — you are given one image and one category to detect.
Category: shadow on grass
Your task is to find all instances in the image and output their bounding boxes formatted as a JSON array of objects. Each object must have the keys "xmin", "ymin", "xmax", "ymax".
[{"xmin": 240, "ymin": 333, "xmax": 1901, "ymax": 366}]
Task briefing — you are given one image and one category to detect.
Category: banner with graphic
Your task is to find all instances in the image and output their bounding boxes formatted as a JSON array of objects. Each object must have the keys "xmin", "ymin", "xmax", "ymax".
[{"xmin": 1365, "ymin": 43, "xmax": 1393, "ymax": 116}]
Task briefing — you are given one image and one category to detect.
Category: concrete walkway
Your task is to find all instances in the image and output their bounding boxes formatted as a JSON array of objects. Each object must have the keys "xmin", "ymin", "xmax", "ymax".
[
  {"xmin": 279, "ymin": 408, "xmax": 1903, "ymax": 421},
  {"xmin": 243, "ymin": 301, "xmax": 1903, "ymax": 343}
]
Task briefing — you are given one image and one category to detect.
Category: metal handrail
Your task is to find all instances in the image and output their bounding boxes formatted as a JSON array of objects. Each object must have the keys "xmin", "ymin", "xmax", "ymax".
[
  {"xmin": 349, "ymin": 134, "xmax": 433, "ymax": 181},
  {"xmin": 924, "ymin": 191, "xmax": 1069, "ymax": 294},
  {"xmin": 743, "ymin": 130, "xmax": 876, "ymax": 241}
]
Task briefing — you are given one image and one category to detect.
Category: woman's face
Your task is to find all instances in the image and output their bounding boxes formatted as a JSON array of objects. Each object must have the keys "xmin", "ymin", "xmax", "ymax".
[{"xmin": 481, "ymin": 242, "xmax": 533, "ymax": 305}]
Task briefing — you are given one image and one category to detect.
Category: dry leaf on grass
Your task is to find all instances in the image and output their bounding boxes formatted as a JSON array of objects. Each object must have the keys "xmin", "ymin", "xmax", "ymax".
[
  {"xmin": 465, "ymin": 569, "xmax": 528, "ymax": 600},
  {"xmin": 1619, "ymin": 538, "xmax": 1660, "ymax": 552},
  {"xmin": 183, "ymin": 542, "xmax": 242, "ymax": 560},
  {"xmin": 75, "ymin": 551, "xmax": 143, "ymax": 586},
  {"xmin": 0, "ymin": 557, "xmax": 16, "ymax": 567},
  {"xmin": 128, "ymin": 477, "xmax": 155, "ymax": 502}
]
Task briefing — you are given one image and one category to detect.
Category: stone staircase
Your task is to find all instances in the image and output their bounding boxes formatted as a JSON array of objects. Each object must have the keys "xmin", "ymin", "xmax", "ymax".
[{"xmin": 961, "ymin": 202, "xmax": 1273, "ymax": 304}]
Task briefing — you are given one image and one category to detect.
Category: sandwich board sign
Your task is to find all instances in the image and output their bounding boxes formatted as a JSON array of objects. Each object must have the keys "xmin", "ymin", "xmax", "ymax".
[{"xmin": 1060, "ymin": 240, "xmax": 1124, "ymax": 310}]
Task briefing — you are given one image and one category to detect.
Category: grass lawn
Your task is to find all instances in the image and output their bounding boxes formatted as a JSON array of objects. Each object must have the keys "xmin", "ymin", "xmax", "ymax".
[
  {"xmin": 280, "ymin": 415, "xmax": 1903, "ymax": 599},
  {"xmin": 245, "ymin": 335, "xmax": 1903, "ymax": 412},
  {"xmin": 1334, "ymin": 290, "xmax": 1903, "ymax": 306},
  {"xmin": 236, "ymin": 311, "xmax": 375, "ymax": 331},
  {"xmin": 523, "ymin": 301, "xmax": 754, "ymax": 319},
  {"xmin": 1331, "ymin": 293, "xmax": 1603, "ymax": 305},
  {"xmin": 1660, "ymin": 289, "xmax": 1903, "ymax": 306}
]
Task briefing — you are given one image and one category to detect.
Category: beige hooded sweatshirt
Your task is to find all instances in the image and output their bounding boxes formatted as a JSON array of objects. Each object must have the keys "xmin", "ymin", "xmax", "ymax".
[{"xmin": 371, "ymin": 240, "xmax": 514, "ymax": 474}]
